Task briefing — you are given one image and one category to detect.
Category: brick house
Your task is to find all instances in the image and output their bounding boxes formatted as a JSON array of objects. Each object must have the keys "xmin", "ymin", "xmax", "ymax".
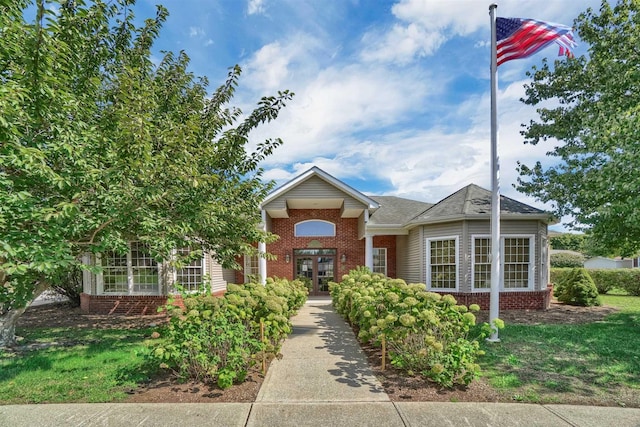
[
  {"xmin": 251, "ymin": 167, "xmax": 553, "ymax": 309},
  {"xmin": 80, "ymin": 166, "xmax": 554, "ymax": 314}
]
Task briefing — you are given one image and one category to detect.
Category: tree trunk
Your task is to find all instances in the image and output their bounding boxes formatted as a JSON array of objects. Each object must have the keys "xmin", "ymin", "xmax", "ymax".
[
  {"xmin": 0, "ymin": 278, "xmax": 48, "ymax": 348},
  {"xmin": 0, "ymin": 307, "xmax": 27, "ymax": 348}
]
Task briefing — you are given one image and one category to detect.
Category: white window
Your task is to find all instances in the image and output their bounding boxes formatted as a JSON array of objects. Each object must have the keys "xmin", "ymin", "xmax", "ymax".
[
  {"xmin": 503, "ymin": 236, "xmax": 534, "ymax": 290},
  {"xmin": 470, "ymin": 235, "xmax": 535, "ymax": 291},
  {"xmin": 175, "ymin": 248, "xmax": 206, "ymax": 292},
  {"xmin": 372, "ymin": 248, "xmax": 387, "ymax": 276},
  {"xmin": 244, "ymin": 254, "xmax": 259, "ymax": 283},
  {"xmin": 294, "ymin": 220, "xmax": 336, "ymax": 237},
  {"xmin": 472, "ymin": 236, "xmax": 491, "ymax": 290},
  {"xmin": 98, "ymin": 242, "xmax": 160, "ymax": 295},
  {"xmin": 426, "ymin": 237, "xmax": 458, "ymax": 291}
]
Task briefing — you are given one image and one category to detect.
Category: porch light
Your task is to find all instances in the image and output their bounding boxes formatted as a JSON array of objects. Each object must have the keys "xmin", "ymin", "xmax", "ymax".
[
  {"xmin": 341, "ymin": 253, "xmax": 347, "ymax": 263},
  {"xmin": 285, "ymin": 254, "xmax": 290, "ymax": 263}
]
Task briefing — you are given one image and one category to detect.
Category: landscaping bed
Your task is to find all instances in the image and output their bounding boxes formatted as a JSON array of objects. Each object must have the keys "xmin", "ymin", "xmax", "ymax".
[{"xmin": 9, "ymin": 295, "xmax": 639, "ymax": 407}]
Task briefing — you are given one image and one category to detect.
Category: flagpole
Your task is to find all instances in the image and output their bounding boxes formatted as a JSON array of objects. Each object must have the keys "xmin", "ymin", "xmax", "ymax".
[{"xmin": 488, "ymin": 3, "xmax": 501, "ymax": 342}]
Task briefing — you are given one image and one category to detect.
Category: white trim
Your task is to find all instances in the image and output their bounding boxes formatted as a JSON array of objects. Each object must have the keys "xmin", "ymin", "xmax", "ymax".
[
  {"xmin": 261, "ymin": 166, "xmax": 379, "ymax": 210},
  {"xmin": 501, "ymin": 234, "xmax": 535, "ymax": 291},
  {"xmin": 96, "ymin": 253, "xmax": 104, "ymax": 294},
  {"xmin": 96, "ymin": 243, "xmax": 161, "ymax": 296},
  {"xmin": 372, "ymin": 247, "xmax": 387, "ymax": 276},
  {"xmin": 470, "ymin": 234, "xmax": 536, "ymax": 292},
  {"xmin": 294, "ymin": 219, "xmax": 336, "ymax": 237},
  {"xmin": 426, "ymin": 235, "xmax": 459, "ymax": 291},
  {"xmin": 244, "ymin": 254, "xmax": 259, "ymax": 284},
  {"xmin": 471, "ymin": 234, "xmax": 491, "ymax": 292}
]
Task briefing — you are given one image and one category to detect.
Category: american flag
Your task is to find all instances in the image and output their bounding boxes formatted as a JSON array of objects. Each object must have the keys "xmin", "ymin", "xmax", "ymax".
[{"xmin": 496, "ymin": 18, "xmax": 577, "ymax": 66}]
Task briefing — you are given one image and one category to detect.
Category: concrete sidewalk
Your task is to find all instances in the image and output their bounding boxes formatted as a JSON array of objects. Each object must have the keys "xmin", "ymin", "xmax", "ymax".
[{"xmin": 2, "ymin": 298, "xmax": 639, "ymax": 426}]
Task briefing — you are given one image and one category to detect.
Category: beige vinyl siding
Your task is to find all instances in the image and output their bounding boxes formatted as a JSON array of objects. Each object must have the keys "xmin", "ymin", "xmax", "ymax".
[
  {"xmin": 222, "ymin": 268, "xmax": 237, "ymax": 286},
  {"xmin": 398, "ymin": 227, "xmax": 423, "ymax": 284},
  {"xmin": 208, "ymin": 256, "xmax": 227, "ymax": 294},
  {"xmin": 262, "ymin": 176, "xmax": 367, "ymax": 212},
  {"xmin": 396, "ymin": 235, "xmax": 409, "ymax": 280}
]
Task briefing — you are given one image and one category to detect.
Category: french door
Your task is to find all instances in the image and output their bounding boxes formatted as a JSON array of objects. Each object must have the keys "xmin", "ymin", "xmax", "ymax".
[{"xmin": 294, "ymin": 249, "xmax": 336, "ymax": 296}]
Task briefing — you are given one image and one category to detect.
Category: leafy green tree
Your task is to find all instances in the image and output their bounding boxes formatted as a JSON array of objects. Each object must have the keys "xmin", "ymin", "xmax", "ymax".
[
  {"xmin": 0, "ymin": 0, "xmax": 292, "ymax": 346},
  {"xmin": 517, "ymin": 0, "xmax": 640, "ymax": 257},
  {"xmin": 549, "ymin": 234, "xmax": 586, "ymax": 252}
]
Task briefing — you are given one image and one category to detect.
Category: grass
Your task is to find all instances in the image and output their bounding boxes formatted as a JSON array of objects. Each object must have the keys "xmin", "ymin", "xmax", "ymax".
[
  {"xmin": 0, "ymin": 327, "xmax": 156, "ymax": 404},
  {"xmin": 479, "ymin": 293, "xmax": 640, "ymax": 407}
]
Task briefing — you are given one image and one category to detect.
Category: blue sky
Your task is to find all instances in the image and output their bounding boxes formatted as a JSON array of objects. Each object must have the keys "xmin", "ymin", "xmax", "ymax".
[{"xmin": 134, "ymin": 0, "xmax": 601, "ymax": 230}]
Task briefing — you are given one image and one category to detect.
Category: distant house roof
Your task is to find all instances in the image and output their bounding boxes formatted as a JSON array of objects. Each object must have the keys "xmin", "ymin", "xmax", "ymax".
[{"xmin": 408, "ymin": 184, "xmax": 552, "ymax": 225}]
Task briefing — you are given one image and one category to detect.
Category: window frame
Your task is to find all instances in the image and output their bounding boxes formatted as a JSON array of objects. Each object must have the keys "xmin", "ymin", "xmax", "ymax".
[
  {"xmin": 173, "ymin": 248, "xmax": 207, "ymax": 293},
  {"xmin": 471, "ymin": 235, "xmax": 492, "ymax": 291},
  {"xmin": 470, "ymin": 234, "xmax": 535, "ymax": 292},
  {"xmin": 372, "ymin": 247, "xmax": 387, "ymax": 276},
  {"xmin": 244, "ymin": 254, "xmax": 260, "ymax": 283},
  {"xmin": 426, "ymin": 236, "xmax": 459, "ymax": 291},
  {"xmin": 502, "ymin": 235, "xmax": 535, "ymax": 291},
  {"xmin": 96, "ymin": 242, "xmax": 161, "ymax": 295},
  {"xmin": 294, "ymin": 220, "xmax": 336, "ymax": 237}
]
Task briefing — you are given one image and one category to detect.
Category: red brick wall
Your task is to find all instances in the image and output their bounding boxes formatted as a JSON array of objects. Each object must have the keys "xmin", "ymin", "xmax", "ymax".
[
  {"xmin": 80, "ymin": 293, "xmax": 168, "ymax": 315},
  {"xmin": 80, "ymin": 290, "xmax": 226, "ymax": 315},
  {"xmin": 233, "ymin": 211, "xmax": 401, "ymax": 282},
  {"xmin": 373, "ymin": 235, "xmax": 397, "ymax": 278},
  {"xmin": 267, "ymin": 209, "xmax": 363, "ymax": 279},
  {"xmin": 439, "ymin": 287, "xmax": 552, "ymax": 310}
]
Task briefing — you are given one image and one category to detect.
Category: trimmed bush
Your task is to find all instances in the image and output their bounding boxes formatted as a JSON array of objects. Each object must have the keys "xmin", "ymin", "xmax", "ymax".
[
  {"xmin": 550, "ymin": 252, "xmax": 585, "ymax": 268},
  {"xmin": 554, "ymin": 268, "xmax": 601, "ymax": 306},
  {"xmin": 552, "ymin": 267, "xmax": 640, "ymax": 295},
  {"xmin": 149, "ymin": 278, "xmax": 307, "ymax": 388},
  {"xmin": 329, "ymin": 267, "xmax": 499, "ymax": 388}
]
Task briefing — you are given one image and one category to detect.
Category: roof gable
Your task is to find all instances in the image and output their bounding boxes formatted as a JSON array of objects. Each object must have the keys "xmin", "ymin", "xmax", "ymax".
[{"xmin": 261, "ymin": 167, "xmax": 379, "ymax": 218}]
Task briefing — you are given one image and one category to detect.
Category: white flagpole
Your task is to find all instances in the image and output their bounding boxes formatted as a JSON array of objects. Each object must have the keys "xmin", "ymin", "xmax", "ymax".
[{"xmin": 488, "ymin": 3, "xmax": 501, "ymax": 342}]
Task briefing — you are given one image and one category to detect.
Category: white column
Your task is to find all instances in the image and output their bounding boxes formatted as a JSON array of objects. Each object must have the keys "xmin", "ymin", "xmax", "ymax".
[
  {"xmin": 363, "ymin": 209, "xmax": 374, "ymax": 270},
  {"xmin": 365, "ymin": 234, "xmax": 374, "ymax": 270},
  {"xmin": 259, "ymin": 209, "xmax": 267, "ymax": 285}
]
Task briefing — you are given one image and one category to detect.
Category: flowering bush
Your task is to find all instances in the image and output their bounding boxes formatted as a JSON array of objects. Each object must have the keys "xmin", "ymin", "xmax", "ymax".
[
  {"xmin": 149, "ymin": 278, "xmax": 307, "ymax": 388},
  {"xmin": 330, "ymin": 268, "xmax": 499, "ymax": 387}
]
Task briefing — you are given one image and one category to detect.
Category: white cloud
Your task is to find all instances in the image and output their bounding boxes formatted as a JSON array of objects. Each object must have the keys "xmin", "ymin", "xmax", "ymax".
[
  {"xmin": 247, "ymin": 0, "xmax": 266, "ymax": 15},
  {"xmin": 361, "ymin": 23, "xmax": 445, "ymax": 64},
  {"xmin": 189, "ymin": 26, "xmax": 205, "ymax": 38}
]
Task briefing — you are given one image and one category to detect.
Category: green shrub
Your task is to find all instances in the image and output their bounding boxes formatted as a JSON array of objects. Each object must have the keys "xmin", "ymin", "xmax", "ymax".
[
  {"xmin": 553, "ymin": 268, "xmax": 640, "ymax": 296},
  {"xmin": 555, "ymin": 268, "xmax": 601, "ymax": 306},
  {"xmin": 550, "ymin": 252, "xmax": 585, "ymax": 268},
  {"xmin": 149, "ymin": 278, "xmax": 308, "ymax": 388},
  {"xmin": 330, "ymin": 268, "xmax": 498, "ymax": 388},
  {"xmin": 48, "ymin": 264, "xmax": 83, "ymax": 306}
]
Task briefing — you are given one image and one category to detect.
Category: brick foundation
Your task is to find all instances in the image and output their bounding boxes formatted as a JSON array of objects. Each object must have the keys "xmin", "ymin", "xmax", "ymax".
[
  {"xmin": 442, "ymin": 286, "xmax": 553, "ymax": 310},
  {"xmin": 80, "ymin": 290, "xmax": 226, "ymax": 315}
]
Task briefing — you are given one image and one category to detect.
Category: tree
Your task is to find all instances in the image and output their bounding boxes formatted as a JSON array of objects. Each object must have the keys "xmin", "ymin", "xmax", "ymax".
[
  {"xmin": 0, "ymin": 0, "xmax": 293, "ymax": 346},
  {"xmin": 516, "ymin": 0, "xmax": 640, "ymax": 257},
  {"xmin": 549, "ymin": 234, "xmax": 586, "ymax": 252}
]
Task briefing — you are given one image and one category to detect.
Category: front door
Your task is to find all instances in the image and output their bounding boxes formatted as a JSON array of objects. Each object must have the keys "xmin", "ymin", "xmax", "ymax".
[{"xmin": 294, "ymin": 249, "xmax": 336, "ymax": 295}]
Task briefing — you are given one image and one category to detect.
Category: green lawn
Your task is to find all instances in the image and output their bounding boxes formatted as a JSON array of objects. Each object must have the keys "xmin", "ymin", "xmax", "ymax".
[
  {"xmin": 479, "ymin": 294, "xmax": 640, "ymax": 407},
  {"xmin": 0, "ymin": 327, "xmax": 155, "ymax": 404}
]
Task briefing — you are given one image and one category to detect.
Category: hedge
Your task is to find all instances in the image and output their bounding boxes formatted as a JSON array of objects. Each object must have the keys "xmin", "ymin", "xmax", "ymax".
[
  {"xmin": 329, "ymin": 268, "xmax": 500, "ymax": 388},
  {"xmin": 551, "ymin": 268, "xmax": 640, "ymax": 296},
  {"xmin": 149, "ymin": 278, "xmax": 308, "ymax": 388}
]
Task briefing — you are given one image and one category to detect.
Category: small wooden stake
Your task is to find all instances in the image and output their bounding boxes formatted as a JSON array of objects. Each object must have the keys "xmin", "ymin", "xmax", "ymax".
[
  {"xmin": 260, "ymin": 319, "xmax": 266, "ymax": 374},
  {"xmin": 381, "ymin": 334, "xmax": 386, "ymax": 371}
]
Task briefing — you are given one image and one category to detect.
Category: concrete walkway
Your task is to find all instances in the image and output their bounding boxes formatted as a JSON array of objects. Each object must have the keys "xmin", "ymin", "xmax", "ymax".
[{"xmin": 2, "ymin": 298, "xmax": 640, "ymax": 426}]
